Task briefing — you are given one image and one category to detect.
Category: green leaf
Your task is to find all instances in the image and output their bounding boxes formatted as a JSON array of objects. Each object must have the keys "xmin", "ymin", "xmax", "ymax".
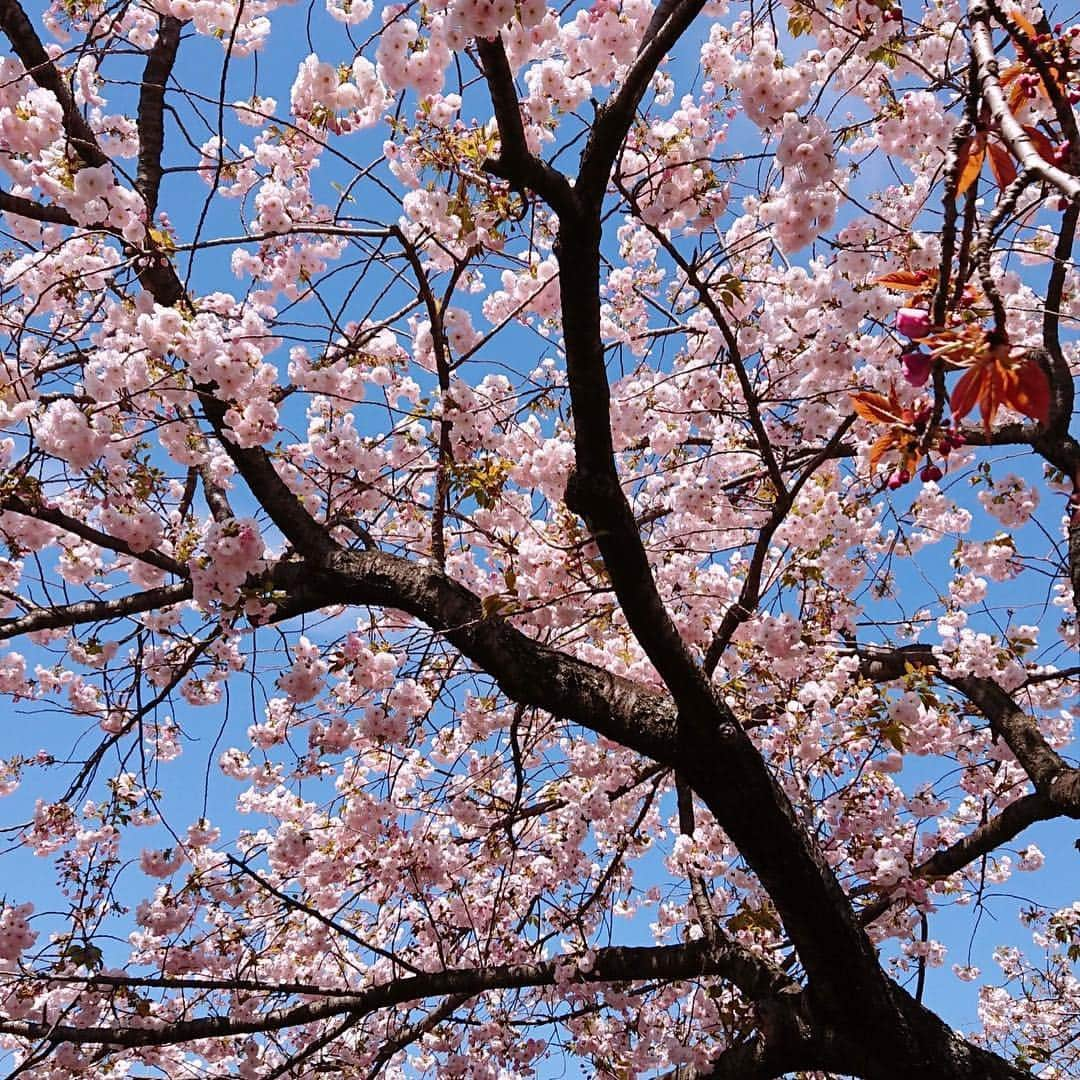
[
  {"xmin": 788, "ymin": 5, "xmax": 814, "ymax": 36},
  {"xmin": 64, "ymin": 942, "xmax": 104, "ymax": 971},
  {"xmin": 881, "ymin": 722, "xmax": 905, "ymax": 752}
]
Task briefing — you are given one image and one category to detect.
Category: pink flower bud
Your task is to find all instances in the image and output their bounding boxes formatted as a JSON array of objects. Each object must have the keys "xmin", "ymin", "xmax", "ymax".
[
  {"xmin": 920, "ymin": 464, "xmax": 943, "ymax": 482},
  {"xmin": 901, "ymin": 350, "xmax": 932, "ymax": 386},
  {"xmin": 887, "ymin": 469, "xmax": 910, "ymax": 490},
  {"xmin": 896, "ymin": 307, "xmax": 932, "ymax": 339}
]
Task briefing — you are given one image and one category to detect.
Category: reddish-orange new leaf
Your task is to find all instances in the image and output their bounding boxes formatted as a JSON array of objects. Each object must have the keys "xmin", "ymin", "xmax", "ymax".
[
  {"xmin": 1004, "ymin": 12, "xmax": 1070, "ymax": 101},
  {"xmin": 874, "ymin": 269, "xmax": 934, "ymax": 292},
  {"xmin": 869, "ymin": 432, "xmax": 900, "ymax": 473},
  {"xmin": 1009, "ymin": 356, "xmax": 1051, "ymax": 424},
  {"xmin": 1022, "ymin": 124, "xmax": 1057, "ymax": 162},
  {"xmin": 987, "ymin": 139, "xmax": 1018, "ymax": 189},
  {"xmin": 949, "ymin": 363, "xmax": 1011, "ymax": 430},
  {"xmin": 851, "ymin": 390, "xmax": 905, "ymax": 426},
  {"xmin": 956, "ymin": 134, "xmax": 987, "ymax": 196},
  {"xmin": 946, "ymin": 338, "xmax": 1052, "ymax": 430},
  {"xmin": 1008, "ymin": 7, "xmax": 1039, "ymax": 38},
  {"xmin": 850, "ymin": 389, "xmax": 929, "ymax": 474}
]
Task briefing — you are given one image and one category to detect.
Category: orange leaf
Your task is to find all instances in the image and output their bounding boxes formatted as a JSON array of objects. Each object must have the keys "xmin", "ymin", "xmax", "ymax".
[
  {"xmin": 956, "ymin": 134, "xmax": 986, "ymax": 196},
  {"xmin": 1008, "ymin": 7, "xmax": 1038, "ymax": 38},
  {"xmin": 874, "ymin": 270, "xmax": 932, "ymax": 292},
  {"xmin": 1008, "ymin": 79, "xmax": 1028, "ymax": 112},
  {"xmin": 950, "ymin": 365, "xmax": 990, "ymax": 425},
  {"xmin": 950, "ymin": 356, "xmax": 1039, "ymax": 431},
  {"xmin": 1022, "ymin": 124, "xmax": 1057, "ymax": 162},
  {"xmin": 987, "ymin": 139, "xmax": 1018, "ymax": 189},
  {"xmin": 1000, "ymin": 61, "xmax": 1026, "ymax": 87},
  {"xmin": 899, "ymin": 441, "xmax": 922, "ymax": 475},
  {"xmin": 851, "ymin": 391, "xmax": 904, "ymax": 426},
  {"xmin": 980, "ymin": 364, "xmax": 1016, "ymax": 430},
  {"xmin": 868, "ymin": 431, "xmax": 900, "ymax": 472},
  {"xmin": 1007, "ymin": 357, "xmax": 1051, "ymax": 424}
]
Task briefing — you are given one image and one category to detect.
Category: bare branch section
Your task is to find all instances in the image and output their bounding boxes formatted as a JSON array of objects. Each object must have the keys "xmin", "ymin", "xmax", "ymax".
[
  {"xmin": 858, "ymin": 643, "xmax": 1080, "ymax": 805},
  {"xmin": 135, "ymin": 15, "xmax": 183, "ymax": 218},
  {"xmin": 0, "ymin": 582, "xmax": 192, "ymax": 640},
  {"xmin": 0, "ymin": 189, "xmax": 75, "ymax": 225},
  {"xmin": 474, "ymin": 36, "xmax": 576, "ymax": 216},
  {"xmin": 578, "ymin": 0, "xmax": 708, "ymax": 200}
]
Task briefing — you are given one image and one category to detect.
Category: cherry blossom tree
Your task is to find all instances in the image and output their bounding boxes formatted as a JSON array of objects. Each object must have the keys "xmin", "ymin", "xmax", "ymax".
[{"xmin": 0, "ymin": 0, "xmax": 1077, "ymax": 1074}]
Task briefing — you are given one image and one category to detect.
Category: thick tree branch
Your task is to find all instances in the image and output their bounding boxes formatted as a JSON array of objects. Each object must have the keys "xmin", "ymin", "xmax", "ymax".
[
  {"xmin": 475, "ymin": 35, "xmax": 576, "ymax": 217},
  {"xmin": 476, "ymin": 0, "xmax": 923, "ymax": 1038},
  {"xmin": 1042, "ymin": 205, "xmax": 1079, "ymax": 430},
  {"xmin": 283, "ymin": 548, "xmax": 916, "ymax": 1056},
  {"xmin": 0, "ymin": 582, "xmax": 192, "ymax": 640},
  {"xmin": 1, "ymin": 495, "xmax": 187, "ymax": 578},
  {"xmin": 577, "ymin": 0, "xmax": 707, "ymax": 202},
  {"xmin": 949, "ymin": 675, "xmax": 1075, "ymax": 792},
  {"xmin": 130, "ymin": 232, "xmax": 336, "ymax": 559},
  {"xmin": 857, "ymin": 643, "xmax": 1076, "ymax": 797},
  {"xmin": 0, "ymin": 189, "xmax": 76, "ymax": 226},
  {"xmin": 135, "ymin": 15, "xmax": 183, "ymax": 218},
  {"xmin": 969, "ymin": 0, "xmax": 1080, "ymax": 199},
  {"xmin": 0, "ymin": 939, "xmax": 785, "ymax": 1048}
]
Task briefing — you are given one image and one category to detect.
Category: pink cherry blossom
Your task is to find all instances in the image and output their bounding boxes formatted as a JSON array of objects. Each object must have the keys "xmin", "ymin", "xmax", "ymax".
[{"xmin": 0, "ymin": 1, "xmax": 1072, "ymax": 1076}]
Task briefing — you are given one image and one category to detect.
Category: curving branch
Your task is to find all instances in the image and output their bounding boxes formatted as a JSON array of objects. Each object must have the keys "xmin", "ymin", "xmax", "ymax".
[
  {"xmin": 969, "ymin": 0, "xmax": 1080, "ymax": 200},
  {"xmin": 276, "ymin": 550, "xmax": 909, "ymax": 1058},
  {"xmin": 947, "ymin": 674, "xmax": 1076, "ymax": 794},
  {"xmin": 0, "ymin": 3, "xmax": 332, "ymax": 564},
  {"xmin": 1042, "ymin": 204, "xmax": 1079, "ymax": 431},
  {"xmin": 1, "ymin": 495, "xmax": 187, "ymax": 578},
  {"xmin": 0, "ymin": 582, "xmax": 192, "ymax": 640},
  {"xmin": 859, "ymin": 791, "xmax": 1063, "ymax": 926},
  {"xmin": 475, "ymin": 35, "xmax": 576, "ymax": 217},
  {"xmin": 856, "ymin": 643, "xmax": 1078, "ymax": 799},
  {"xmin": 617, "ymin": 175, "xmax": 785, "ymax": 496},
  {"xmin": 0, "ymin": 939, "xmax": 787, "ymax": 1049}
]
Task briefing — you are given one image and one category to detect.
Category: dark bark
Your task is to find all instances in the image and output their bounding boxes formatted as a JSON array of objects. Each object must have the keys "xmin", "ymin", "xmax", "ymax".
[
  {"xmin": 0, "ymin": 939, "xmax": 785, "ymax": 1048},
  {"xmin": 135, "ymin": 16, "xmax": 183, "ymax": 218},
  {"xmin": 0, "ymin": 189, "xmax": 76, "ymax": 225}
]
